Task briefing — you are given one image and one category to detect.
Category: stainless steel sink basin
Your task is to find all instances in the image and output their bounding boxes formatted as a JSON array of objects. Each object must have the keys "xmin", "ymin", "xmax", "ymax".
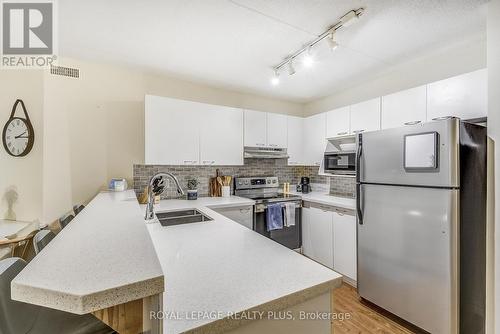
[{"xmin": 156, "ymin": 209, "xmax": 212, "ymax": 227}]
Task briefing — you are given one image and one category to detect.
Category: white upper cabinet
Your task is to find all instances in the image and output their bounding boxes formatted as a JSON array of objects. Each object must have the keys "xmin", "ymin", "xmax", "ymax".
[
  {"xmin": 267, "ymin": 113, "xmax": 288, "ymax": 148},
  {"xmin": 381, "ymin": 86, "xmax": 427, "ymax": 129},
  {"xmin": 304, "ymin": 112, "xmax": 327, "ymax": 166},
  {"xmin": 244, "ymin": 109, "xmax": 267, "ymax": 147},
  {"xmin": 287, "ymin": 116, "xmax": 304, "ymax": 165},
  {"xmin": 145, "ymin": 95, "xmax": 201, "ymax": 165},
  {"xmin": 427, "ymin": 69, "xmax": 487, "ymax": 121},
  {"xmin": 326, "ymin": 106, "xmax": 350, "ymax": 138},
  {"xmin": 200, "ymin": 106, "xmax": 243, "ymax": 165},
  {"xmin": 350, "ymin": 98, "xmax": 381, "ymax": 134}
]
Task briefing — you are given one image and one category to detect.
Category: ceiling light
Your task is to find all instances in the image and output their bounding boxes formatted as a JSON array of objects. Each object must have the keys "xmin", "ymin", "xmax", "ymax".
[
  {"xmin": 302, "ymin": 47, "xmax": 314, "ymax": 67},
  {"xmin": 339, "ymin": 9, "xmax": 361, "ymax": 28},
  {"xmin": 288, "ymin": 61, "xmax": 295, "ymax": 75},
  {"xmin": 271, "ymin": 8, "xmax": 364, "ymax": 79},
  {"xmin": 270, "ymin": 70, "xmax": 280, "ymax": 85},
  {"xmin": 327, "ymin": 33, "xmax": 339, "ymax": 51}
]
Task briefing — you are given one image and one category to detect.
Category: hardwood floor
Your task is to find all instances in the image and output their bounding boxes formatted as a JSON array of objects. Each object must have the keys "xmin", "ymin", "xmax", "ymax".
[{"xmin": 331, "ymin": 283, "xmax": 418, "ymax": 334}]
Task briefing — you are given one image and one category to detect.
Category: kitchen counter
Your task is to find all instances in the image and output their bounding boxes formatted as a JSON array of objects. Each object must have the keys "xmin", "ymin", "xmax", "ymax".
[
  {"xmin": 286, "ymin": 191, "xmax": 356, "ymax": 211},
  {"xmin": 11, "ymin": 191, "xmax": 342, "ymax": 334},
  {"xmin": 11, "ymin": 190, "xmax": 164, "ymax": 314},
  {"xmin": 143, "ymin": 196, "xmax": 343, "ymax": 334}
]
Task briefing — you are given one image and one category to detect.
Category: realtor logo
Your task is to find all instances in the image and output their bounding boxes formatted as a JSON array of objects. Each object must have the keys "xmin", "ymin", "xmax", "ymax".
[{"xmin": 1, "ymin": 1, "xmax": 56, "ymax": 68}]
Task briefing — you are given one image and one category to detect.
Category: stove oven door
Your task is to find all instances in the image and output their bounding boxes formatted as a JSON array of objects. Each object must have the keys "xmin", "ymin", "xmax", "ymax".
[{"xmin": 254, "ymin": 203, "xmax": 302, "ymax": 250}]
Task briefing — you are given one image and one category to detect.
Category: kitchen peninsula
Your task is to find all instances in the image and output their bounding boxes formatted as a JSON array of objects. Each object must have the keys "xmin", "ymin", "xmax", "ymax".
[{"xmin": 11, "ymin": 190, "xmax": 342, "ymax": 334}]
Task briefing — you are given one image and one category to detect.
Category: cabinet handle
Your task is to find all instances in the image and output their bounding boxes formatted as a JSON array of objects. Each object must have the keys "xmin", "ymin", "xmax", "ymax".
[
  {"xmin": 183, "ymin": 160, "xmax": 196, "ymax": 164},
  {"xmin": 269, "ymin": 144, "xmax": 278, "ymax": 147},
  {"xmin": 404, "ymin": 120, "xmax": 421, "ymax": 125},
  {"xmin": 203, "ymin": 160, "xmax": 211, "ymax": 164},
  {"xmin": 256, "ymin": 143, "xmax": 265, "ymax": 146},
  {"xmin": 352, "ymin": 129, "xmax": 365, "ymax": 134},
  {"xmin": 239, "ymin": 208, "xmax": 251, "ymax": 213},
  {"xmin": 337, "ymin": 131, "xmax": 348, "ymax": 136},
  {"xmin": 314, "ymin": 162, "xmax": 320, "ymax": 166}
]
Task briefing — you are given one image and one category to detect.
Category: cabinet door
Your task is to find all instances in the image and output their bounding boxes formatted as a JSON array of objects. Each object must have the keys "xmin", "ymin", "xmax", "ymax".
[
  {"xmin": 302, "ymin": 206, "xmax": 334, "ymax": 269},
  {"xmin": 427, "ymin": 69, "xmax": 487, "ymax": 121},
  {"xmin": 333, "ymin": 211, "xmax": 357, "ymax": 280},
  {"xmin": 381, "ymin": 86, "xmax": 427, "ymax": 129},
  {"xmin": 287, "ymin": 116, "xmax": 304, "ymax": 165},
  {"xmin": 145, "ymin": 95, "xmax": 200, "ymax": 165},
  {"xmin": 304, "ymin": 112, "xmax": 327, "ymax": 166},
  {"xmin": 266, "ymin": 113, "xmax": 288, "ymax": 148},
  {"xmin": 326, "ymin": 106, "xmax": 350, "ymax": 138},
  {"xmin": 200, "ymin": 106, "xmax": 243, "ymax": 165},
  {"xmin": 213, "ymin": 205, "xmax": 254, "ymax": 229},
  {"xmin": 244, "ymin": 110, "xmax": 267, "ymax": 147},
  {"xmin": 350, "ymin": 98, "xmax": 381, "ymax": 134}
]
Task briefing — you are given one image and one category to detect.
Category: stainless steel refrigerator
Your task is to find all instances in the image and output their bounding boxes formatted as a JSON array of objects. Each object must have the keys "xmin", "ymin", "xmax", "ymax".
[{"xmin": 356, "ymin": 118, "xmax": 487, "ymax": 334}]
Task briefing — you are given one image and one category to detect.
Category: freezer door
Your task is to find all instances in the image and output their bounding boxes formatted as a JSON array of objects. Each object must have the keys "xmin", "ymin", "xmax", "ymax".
[
  {"xmin": 357, "ymin": 184, "xmax": 459, "ymax": 334},
  {"xmin": 358, "ymin": 118, "xmax": 459, "ymax": 187}
]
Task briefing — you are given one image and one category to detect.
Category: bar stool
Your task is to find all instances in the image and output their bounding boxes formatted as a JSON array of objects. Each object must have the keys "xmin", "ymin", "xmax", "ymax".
[
  {"xmin": 58, "ymin": 214, "xmax": 74, "ymax": 229},
  {"xmin": 33, "ymin": 230, "xmax": 56, "ymax": 254},
  {"xmin": 73, "ymin": 204, "xmax": 85, "ymax": 216}
]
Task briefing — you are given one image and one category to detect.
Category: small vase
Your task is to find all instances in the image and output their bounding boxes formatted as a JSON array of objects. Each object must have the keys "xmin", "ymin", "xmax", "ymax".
[{"xmin": 187, "ymin": 190, "xmax": 198, "ymax": 200}]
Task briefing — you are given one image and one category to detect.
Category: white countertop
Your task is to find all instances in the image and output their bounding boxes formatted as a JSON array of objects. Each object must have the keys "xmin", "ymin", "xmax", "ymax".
[
  {"xmin": 11, "ymin": 190, "xmax": 164, "ymax": 314},
  {"xmin": 143, "ymin": 196, "xmax": 343, "ymax": 334},
  {"xmin": 286, "ymin": 191, "xmax": 356, "ymax": 211},
  {"xmin": 11, "ymin": 192, "xmax": 342, "ymax": 333}
]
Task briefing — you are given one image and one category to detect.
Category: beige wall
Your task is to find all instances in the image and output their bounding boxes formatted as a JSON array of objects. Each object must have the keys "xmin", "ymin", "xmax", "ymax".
[
  {"xmin": 303, "ymin": 35, "xmax": 487, "ymax": 116},
  {"xmin": 487, "ymin": 1, "xmax": 500, "ymax": 332},
  {"xmin": 41, "ymin": 58, "xmax": 303, "ymax": 223},
  {"xmin": 0, "ymin": 70, "xmax": 44, "ymax": 222}
]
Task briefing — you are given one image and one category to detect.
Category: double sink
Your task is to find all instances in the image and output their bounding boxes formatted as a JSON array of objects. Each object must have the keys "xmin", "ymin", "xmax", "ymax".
[{"xmin": 156, "ymin": 209, "xmax": 213, "ymax": 227}]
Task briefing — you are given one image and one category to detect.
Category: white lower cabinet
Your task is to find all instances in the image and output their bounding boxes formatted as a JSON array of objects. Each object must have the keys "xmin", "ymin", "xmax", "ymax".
[
  {"xmin": 302, "ymin": 202, "xmax": 357, "ymax": 282},
  {"xmin": 302, "ymin": 205, "xmax": 334, "ymax": 269},
  {"xmin": 333, "ymin": 211, "xmax": 357, "ymax": 281},
  {"xmin": 213, "ymin": 205, "xmax": 254, "ymax": 230}
]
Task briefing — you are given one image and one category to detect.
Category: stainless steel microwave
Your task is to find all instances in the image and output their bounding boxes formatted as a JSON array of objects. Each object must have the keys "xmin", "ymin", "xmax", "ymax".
[{"xmin": 323, "ymin": 151, "xmax": 356, "ymax": 175}]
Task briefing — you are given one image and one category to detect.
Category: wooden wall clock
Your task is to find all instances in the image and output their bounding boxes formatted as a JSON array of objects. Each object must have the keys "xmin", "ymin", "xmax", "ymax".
[{"xmin": 2, "ymin": 99, "xmax": 35, "ymax": 157}]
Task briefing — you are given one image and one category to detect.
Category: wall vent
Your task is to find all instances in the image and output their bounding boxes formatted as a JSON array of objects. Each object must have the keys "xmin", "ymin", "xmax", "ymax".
[{"xmin": 50, "ymin": 65, "xmax": 80, "ymax": 78}]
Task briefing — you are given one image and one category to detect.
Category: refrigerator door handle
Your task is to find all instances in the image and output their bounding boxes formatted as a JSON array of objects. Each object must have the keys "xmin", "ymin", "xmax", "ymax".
[
  {"xmin": 356, "ymin": 183, "xmax": 363, "ymax": 225},
  {"xmin": 356, "ymin": 133, "xmax": 363, "ymax": 224}
]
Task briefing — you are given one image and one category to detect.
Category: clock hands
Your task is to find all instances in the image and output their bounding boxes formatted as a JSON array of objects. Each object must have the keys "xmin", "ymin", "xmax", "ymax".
[{"xmin": 15, "ymin": 131, "xmax": 28, "ymax": 139}]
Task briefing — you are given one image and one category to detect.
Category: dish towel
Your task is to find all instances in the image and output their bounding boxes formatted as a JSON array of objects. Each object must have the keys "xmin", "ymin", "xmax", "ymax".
[
  {"xmin": 283, "ymin": 203, "xmax": 296, "ymax": 227},
  {"xmin": 266, "ymin": 203, "xmax": 283, "ymax": 231}
]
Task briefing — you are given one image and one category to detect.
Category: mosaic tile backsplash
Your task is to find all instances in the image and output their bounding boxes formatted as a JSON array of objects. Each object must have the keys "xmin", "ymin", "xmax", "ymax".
[{"xmin": 133, "ymin": 158, "xmax": 355, "ymax": 199}]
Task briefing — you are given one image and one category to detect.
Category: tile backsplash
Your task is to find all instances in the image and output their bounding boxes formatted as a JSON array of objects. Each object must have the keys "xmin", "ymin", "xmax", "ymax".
[
  {"xmin": 329, "ymin": 176, "xmax": 356, "ymax": 198},
  {"xmin": 133, "ymin": 159, "xmax": 355, "ymax": 199},
  {"xmin": 133, "ymin": 159, "xmax": 327, "ymax": 199}
]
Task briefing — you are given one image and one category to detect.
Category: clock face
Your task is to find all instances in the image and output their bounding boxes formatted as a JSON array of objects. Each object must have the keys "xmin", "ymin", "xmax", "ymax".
[{"xmin": 2, "ymin": 117, "xmax": 33, "ymax": 157}]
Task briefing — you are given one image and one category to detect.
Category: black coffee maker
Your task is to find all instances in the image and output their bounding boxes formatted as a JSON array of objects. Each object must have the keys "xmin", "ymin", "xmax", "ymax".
[{"xmin": 300, "ymin": 177, "xmax": 311, "ymax": 194}]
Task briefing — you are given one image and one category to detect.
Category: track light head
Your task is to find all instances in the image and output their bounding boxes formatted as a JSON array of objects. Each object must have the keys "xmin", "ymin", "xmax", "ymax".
[
  {"xmin": 340, "ymin": 9, "xmax": 363, "ymax": 28},
  {"xmin": 288, "ymin": 61, "xmax": 295, "ymax": 75},
  {"xmin": 302, "ymin": 47, "xmax": 314, "ymax": 67},
  {"xmin": 271, "ymin": 70, "xmax": 280, "ymax": 85},
  {"xmin": 327, "ymin": 33, "xmax": 339, "ymax": 51}
]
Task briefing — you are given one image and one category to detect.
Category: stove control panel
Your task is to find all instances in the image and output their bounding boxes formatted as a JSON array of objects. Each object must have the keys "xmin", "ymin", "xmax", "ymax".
[{"xmin": 234, "ymin": 176, "xmax": 279, "ymax": 190}]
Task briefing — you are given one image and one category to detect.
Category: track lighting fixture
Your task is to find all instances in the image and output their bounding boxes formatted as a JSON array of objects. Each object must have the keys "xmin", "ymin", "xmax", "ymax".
[
  {"xmin": 326, "ymin": 32, "xmax": 339, "ymax": 51},
  {"xmin": 270, "ymin": 8, "xmax": 364, "ymax": 83},
  {"xmin": 288, "ymin": 61, "xmax": 295, "ymax": 75},
  {"xmin": 302, "ymin": 47, "xmax": 314, "ymax": 67},
  {"xmin": 271, "ymin": 70, "xmax": 280, "ymax": 85}
]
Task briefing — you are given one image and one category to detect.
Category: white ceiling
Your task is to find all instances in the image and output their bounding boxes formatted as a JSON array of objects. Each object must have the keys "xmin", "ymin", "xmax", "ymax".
[{"xmin": 58, "ymin": 0, "xmax": 488, "ymax": 103}]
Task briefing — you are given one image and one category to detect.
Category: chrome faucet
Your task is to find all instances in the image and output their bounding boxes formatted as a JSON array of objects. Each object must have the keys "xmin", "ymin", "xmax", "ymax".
[{"xmin": 145, "ymin": 172, "xmax": 185, "ymax": 220}]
